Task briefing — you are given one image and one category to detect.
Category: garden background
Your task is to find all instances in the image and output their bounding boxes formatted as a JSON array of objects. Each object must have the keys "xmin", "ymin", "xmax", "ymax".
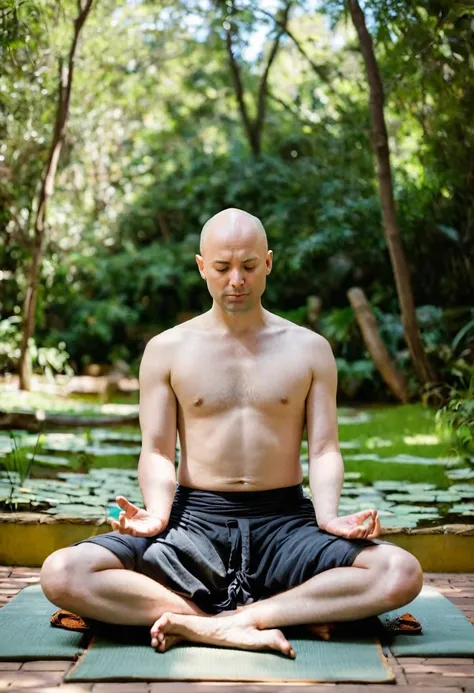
[{"xmin": 0, "ymin": 0, "xmax": 473, "ymax": 527}]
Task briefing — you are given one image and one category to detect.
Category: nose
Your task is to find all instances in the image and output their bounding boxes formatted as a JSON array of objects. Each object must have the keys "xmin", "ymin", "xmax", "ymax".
[{"xmin": 229, "ymin": 270, "xmax": 245, "ymax": 288}]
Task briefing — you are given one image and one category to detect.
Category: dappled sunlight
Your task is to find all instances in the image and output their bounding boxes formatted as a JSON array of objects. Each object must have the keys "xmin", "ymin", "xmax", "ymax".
[
  {"xmin": 404, "ymin": 434, "xmax": 440, "ymax": 446},
  {"xmin": 100, "ymin": 403, "xmax": 139, "ymax": 415}
]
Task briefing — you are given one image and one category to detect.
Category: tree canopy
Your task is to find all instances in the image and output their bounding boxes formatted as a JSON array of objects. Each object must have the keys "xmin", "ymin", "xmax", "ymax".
[{"xmin": 1, "ymin": 0, "xmax": 473, "ymax": 399}]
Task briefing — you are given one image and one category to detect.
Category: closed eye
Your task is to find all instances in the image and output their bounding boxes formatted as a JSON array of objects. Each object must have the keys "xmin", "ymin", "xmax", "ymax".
[{"xmin": 216, "ymin": 267, "xmax": 256, "ymax": 273}]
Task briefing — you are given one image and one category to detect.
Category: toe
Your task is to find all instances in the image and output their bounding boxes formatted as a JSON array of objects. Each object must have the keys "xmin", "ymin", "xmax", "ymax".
[
  {"xmin": 163, "ymin": 634, "xmax": 184, "ymax": 652},
  {"xmin": 270, "ymin": 629, "xmax": 294, "ymax": 657}
]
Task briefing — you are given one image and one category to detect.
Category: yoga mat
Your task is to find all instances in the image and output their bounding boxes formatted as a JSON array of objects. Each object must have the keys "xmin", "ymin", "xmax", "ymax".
[
  {"xmin": 66, "ymin": 629, "xmax": 394, "ymax": 683},
  {"xmin": 378, "ymin": 584, "xmax": 474, "ymax": 657},
  {"xmin": 0, "ymin": 585, "xmax": 87, "ymax": 660}
]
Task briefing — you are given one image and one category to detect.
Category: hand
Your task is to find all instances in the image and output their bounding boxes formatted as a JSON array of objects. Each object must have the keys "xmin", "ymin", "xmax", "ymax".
[
  {"xmin": 321, "ymin": 509, "xmax": 380, "ymax": 540},
  {"xmin": 111, "ymin": 496, "xmax": 167, "ymax": 537}
]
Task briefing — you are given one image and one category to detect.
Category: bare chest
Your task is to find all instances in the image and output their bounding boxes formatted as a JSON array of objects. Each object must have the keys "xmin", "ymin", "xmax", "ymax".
[{"xmin": 171, "ymin": 338, "xmax": 311, "ymax": 415}]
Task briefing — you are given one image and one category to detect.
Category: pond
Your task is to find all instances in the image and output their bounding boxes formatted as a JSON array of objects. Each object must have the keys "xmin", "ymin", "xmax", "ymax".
[{"xmin": 0, "ymin": 392, "xmax": 473, "ymax": 529}]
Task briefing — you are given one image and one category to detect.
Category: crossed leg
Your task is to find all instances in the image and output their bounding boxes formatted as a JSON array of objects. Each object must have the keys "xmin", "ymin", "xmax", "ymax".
[
  {"xmin": 150, "ymin": 543, "xmax": 424, "ymax": 657},
  {"xmin": 40, "ymin": 543, "xmax": 209, "ymax": 625},
  {"xmin": 41, "ymin": 541, "xmax": 423, "ymax": 658}
]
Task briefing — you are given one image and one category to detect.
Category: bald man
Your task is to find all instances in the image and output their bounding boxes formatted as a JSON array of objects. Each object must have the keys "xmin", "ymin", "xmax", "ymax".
[{"xmin": 40, "ymin": 208, "xmax": 423, "ymax": 657}]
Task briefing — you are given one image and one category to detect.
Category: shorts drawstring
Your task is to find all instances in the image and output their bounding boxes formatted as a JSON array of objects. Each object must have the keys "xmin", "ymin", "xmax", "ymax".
[{"xmin": 215, "ymin": 518, "xmax": 253, "ymax": 611}]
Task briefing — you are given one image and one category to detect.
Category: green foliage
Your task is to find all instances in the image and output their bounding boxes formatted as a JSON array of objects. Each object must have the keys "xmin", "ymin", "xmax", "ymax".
[
  {"xmin": 0, "ymin": 429, "xmax": 43, "ymax": 507},
  {"xmin": 1, "ymin": 0, "xmax": 473, "ymax": 402},
  {"xmin": 436, "ymin": 374, "xmax": 474, "ymax": 457},
  {"xmin": 335, "ymin": 357, "xmax": 375, "ymax": 398},
  {"xmin": 0, "ymin": 316, "xmax": 73, "ymax": 377},
  {"xmin": 0, "ymin": 316, "xmax": 22, "ymax": 370}
]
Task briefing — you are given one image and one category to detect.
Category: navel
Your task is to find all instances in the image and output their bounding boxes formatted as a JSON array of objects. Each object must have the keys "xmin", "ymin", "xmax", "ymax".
[
  {"xmin": 280, "ymin": 396, "xmax": 289, "ymax": 405},
  {"xmin": 193, "ymin": 396, "xmax": 203, "ymax": 407}
]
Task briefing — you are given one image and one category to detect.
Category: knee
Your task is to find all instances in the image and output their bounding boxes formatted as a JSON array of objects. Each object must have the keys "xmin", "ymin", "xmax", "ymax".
[
  {"xmin": 40, "ymin": 549, "xmax": 81, "ymax": 604},
  {"xmin": 383, "ymin": 550, "xmax": 423, "ymax": 609}
]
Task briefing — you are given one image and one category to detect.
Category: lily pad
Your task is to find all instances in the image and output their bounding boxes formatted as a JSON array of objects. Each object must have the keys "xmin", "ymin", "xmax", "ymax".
[
  {"xmin": 84, "ymin": 445, "xmax": 141, "ymax": 456},
  {"xmin": 450, "ymin": 504, "xmax": 474, "ymax": 514},
  {"xmin": 26, "ymin": 453, "xmax": 70, "ymax": 467},
  {"xmin": 385, "ymin": 493, "xmax": 439, "ymax": 502},
  {"xmin": 403, "ymin": 434, "xmax": 440, "ymax": 445},
  {"xmin": 345, "ymin": 453, "xmax": 460, "ymax": 466},
  {"xmin": 380, "ymin": 517, "xmax": 419, "ymax": 528},
  {"xmin": 449, "ymin": 487, "xmax": 474, "ymax": 499},
  {"xmin": 372, "ymin": 481, "xmax": 403, "ymax": 491},
  {"xmin": 390, "ymin": 505, "xmax": 441, "ymax": 515},
  {"xmin": 337, "ymin": 409, "xmax": 371, "ymax": 424},
  {"xmin": 434, "ymin": 492, "xmax": 463, "ymax": 502},
  {"xmin": 90, "ymin": 430, "xmax": 142, "ymax": 443},
  {"xmin": 366, "ymin": 437, "xmax": 392, "ymax": 449},
  {"xmin": 403, "ymin": 483, "xmax": 438, "ymax": 491},
  {"xmin": 447, "ymin": 469, "xmax": 474, "ymax": 480},
  {"xmin": 45, "ymin": 504, "xmax": 107, "ymax": 516},
  {"xmin": 344, "ymin": 454, "xmax": 381, "ymax": 462}
]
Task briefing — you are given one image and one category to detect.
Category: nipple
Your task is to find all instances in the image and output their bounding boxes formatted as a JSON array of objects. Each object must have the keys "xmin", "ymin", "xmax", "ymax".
[
  {"xmin": 193, "ymin": 396, "xmax": 203, "ymax": 407},
  {"xmin": 280, "ymin": 397, "xmax": 289, "ymax": 405}
]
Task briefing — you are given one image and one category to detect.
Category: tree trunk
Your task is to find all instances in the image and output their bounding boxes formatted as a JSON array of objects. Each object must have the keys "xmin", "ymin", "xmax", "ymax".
[
  {"xmin": 347, "ymin": 0, "xmax": 436, "ymax": 386},
  {"xmin": 348, "ymin": 287, "xmax": 409, "ymax": 403},
  {"xmin": 306, "ymin": 295, "xmax": 322, "ymax": 330},
  {"xmin": 18, "ymin": 0, "xmax": 95, "ymax": 391},
  {"xmin": 224, "ymin": 1, "xmax": 292, "ymax": 157}
]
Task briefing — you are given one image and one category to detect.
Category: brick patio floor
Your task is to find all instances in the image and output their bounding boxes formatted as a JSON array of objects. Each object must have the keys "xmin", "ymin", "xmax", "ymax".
[{"xmin": 0, "ymin": 566, "xmax": 473, "ymax": 692}]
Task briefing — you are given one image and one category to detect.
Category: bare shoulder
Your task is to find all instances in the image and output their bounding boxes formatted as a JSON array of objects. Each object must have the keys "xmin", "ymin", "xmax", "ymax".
[
  {"xmin": 140, "ymin": 327, "xmax": 184, "ymax": 377},
  {"xmin": 144, "ymin": 326, "xmax": 183, "ymax": 353},
  {"xmin": 267, "ymin": 312, "xmax": 332, "ymax": 354}
]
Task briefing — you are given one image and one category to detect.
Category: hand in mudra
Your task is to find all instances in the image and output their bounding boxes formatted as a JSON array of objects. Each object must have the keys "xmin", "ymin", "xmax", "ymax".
[
  {"xmin": 323, "ymin": 509, "xmax": 380, "ymax": 540},
  {"xmin": 111, "ymin": 496, "xmax": 166, "ymax": 537}
]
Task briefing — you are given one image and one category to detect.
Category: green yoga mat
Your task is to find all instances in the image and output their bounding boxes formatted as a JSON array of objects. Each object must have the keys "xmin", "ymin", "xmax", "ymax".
[
  {"xmin": 378, "ymin": 584, "xmax": 474, "ymax": 657},
  {"xmin": 2, "ymin": 582, "xmax": 473, "ymax": 681},
  {"xmin": 0, "ymin": 585, "xmax": 86, "ymax": 661},
  {"xmin": 66, "ymin": 630, "xmax": 394, "ymax": 683}
]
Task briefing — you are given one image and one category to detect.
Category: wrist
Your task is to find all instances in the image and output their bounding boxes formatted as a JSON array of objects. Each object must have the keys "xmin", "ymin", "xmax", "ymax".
[
  {"xmin": 317, "ymin": 516, "xmax": 337, "ymax": 530},
  {"xmin": 147, "ymin": 509, "xmax": 168, "ymax": 523}
]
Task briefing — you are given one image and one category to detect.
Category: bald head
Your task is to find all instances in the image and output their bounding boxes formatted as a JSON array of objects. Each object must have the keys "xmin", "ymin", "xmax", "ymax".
[{"xmin": 199, "ymin": 208, "xmax": 268, "ymax": 256}]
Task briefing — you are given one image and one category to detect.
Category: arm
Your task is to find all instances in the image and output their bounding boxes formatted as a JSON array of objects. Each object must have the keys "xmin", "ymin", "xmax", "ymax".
[
  {"xmin": 137, "ymin": 330, "xmax": 178, "ymax": 526},
  {"xmin": 305, "ymin": 335, "xmax": 343, "ymax": 530}
]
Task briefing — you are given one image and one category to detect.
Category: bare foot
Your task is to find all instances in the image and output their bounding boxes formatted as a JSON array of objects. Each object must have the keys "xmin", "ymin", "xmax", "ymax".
[
  {"xmin": 151, "ymin": 611, "xmax": 296, "ymax": 658},
  {"xmin": 150, "ymin": 606, "xmax": 241, "ymax": 650},
  {"xmin": 305, "ymin": 622, "xmax": 337, "ymax": 640}
]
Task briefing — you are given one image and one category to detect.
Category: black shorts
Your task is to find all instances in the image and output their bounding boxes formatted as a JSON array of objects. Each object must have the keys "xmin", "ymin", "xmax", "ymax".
[{"xmin": 71, "ymin": 483, "xmax": 380, "ymax": 614}]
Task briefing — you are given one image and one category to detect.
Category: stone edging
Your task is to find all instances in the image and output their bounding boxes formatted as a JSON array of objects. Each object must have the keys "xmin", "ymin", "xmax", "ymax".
[
  {"xmin": 1, "ymin": 513, "xmax": 474, "ymax": 535},
  {"xmin": 0, "ymin": 512, "xmax": 110, "ymax": 526}
]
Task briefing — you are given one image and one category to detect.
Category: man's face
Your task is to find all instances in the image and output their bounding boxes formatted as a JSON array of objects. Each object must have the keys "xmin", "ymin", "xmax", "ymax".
[{"xmin": 196, "ymin": 225, "xmax": 272, "ymax": 313}]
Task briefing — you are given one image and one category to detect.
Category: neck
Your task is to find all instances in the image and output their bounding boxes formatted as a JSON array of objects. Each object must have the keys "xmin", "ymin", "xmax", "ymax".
[{"xmin": 208, "ymin": 301, "xmax": 268, "ymax": 335}]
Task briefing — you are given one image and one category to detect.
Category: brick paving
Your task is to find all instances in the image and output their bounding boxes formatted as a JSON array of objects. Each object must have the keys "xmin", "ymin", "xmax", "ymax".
[{"xmin": 0, "ymin": 568, "xmax": 473, "ymax": 692}]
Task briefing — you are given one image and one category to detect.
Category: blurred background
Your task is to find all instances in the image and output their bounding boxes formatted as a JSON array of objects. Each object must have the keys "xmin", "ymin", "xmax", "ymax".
[{"xmin": 0, "ymin": 0, "xmax": 473, "ymax": 526}]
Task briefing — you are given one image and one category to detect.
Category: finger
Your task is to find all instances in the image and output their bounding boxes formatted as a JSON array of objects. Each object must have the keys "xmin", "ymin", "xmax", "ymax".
[
  {"xmin": 363, "ymin": 514, "xmax": 375, "ymax": 533},
  {"xmin": 361, "ymin": 509, "xmax": 377, "ymax": 531},
  {"xmin": 365, "ymin": 512, "xmax": 378, "ymax": 538},
  {"xmin": 116, "ymin": 496, "xmax": 140, "ymax": 516},
  {"xmin": 356, "ymin": 508, "xmax": 374, "ymax": 521},
  {"xmin": 367, "ymin": 513, "xmax": 381, "ymax": 538}
]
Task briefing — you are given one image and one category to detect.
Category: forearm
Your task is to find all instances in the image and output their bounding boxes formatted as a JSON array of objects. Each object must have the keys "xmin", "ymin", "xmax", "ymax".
[
  {"xmin": 138, "ymin": 451, "xmax": 177, "ymax": 524},
  {"xmin": 308, "ymin": 451, "xmax": 344, "ymax": 529}
]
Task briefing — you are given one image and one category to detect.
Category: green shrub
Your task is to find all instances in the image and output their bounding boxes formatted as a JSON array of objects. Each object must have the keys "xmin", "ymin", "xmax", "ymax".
[{"xmin": 436, "ymin": 373, "xmax": 474, "ymax": 457}]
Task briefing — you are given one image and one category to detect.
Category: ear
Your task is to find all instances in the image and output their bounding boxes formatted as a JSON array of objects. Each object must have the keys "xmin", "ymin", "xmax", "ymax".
[
  {"xmin": 195, "ymin": 254, "xmax": 206, "ymax": 280},
  {"xmin": 265, "ymin": 250, "xmax": 273, "ymax": 275}
]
